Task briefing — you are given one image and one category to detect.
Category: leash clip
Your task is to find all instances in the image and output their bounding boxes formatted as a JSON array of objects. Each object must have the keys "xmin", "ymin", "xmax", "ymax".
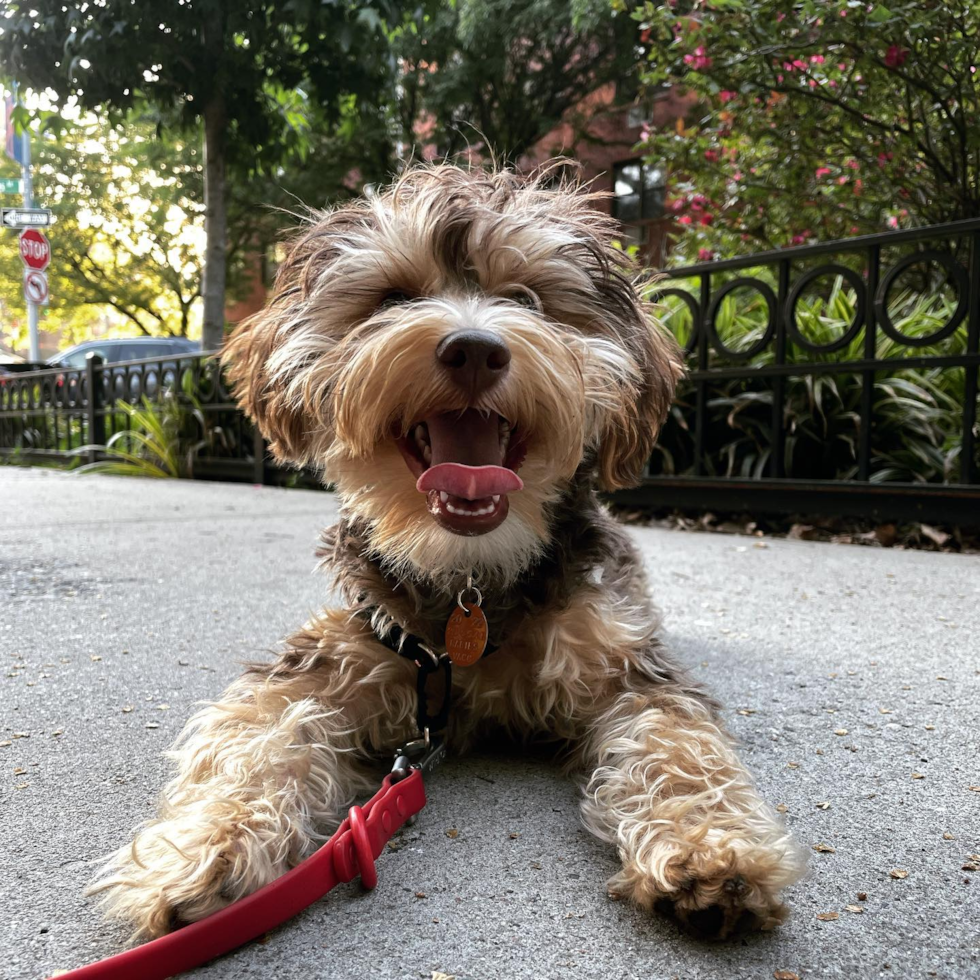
[{"xmin": 391, "ymin": 733, "xmax": 447, "ymax": 780}]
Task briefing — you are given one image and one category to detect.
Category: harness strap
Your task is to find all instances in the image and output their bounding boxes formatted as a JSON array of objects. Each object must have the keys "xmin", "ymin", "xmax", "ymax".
[{"xmin": 54, "ymin": 768, "xmax": 427, "ymax": 980}]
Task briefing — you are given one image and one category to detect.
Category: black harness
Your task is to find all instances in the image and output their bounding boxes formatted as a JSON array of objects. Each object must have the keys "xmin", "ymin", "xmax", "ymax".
[{"xmin": 363, "ymin": 609, "xmax": 496, "ymax": 735}]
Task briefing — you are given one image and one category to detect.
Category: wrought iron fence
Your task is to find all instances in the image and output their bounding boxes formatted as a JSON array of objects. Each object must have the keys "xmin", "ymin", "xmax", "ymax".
[
  {"xmin": 1, "ymin": 218, "xmax": 978, "ymax": 522},
  {"xmin": 0, "ymin": 351, "xmax": 268, "ymax": 483},
  {"xmin": 629, "ymin": 218, "xmax": 980, "ymax": 523}
]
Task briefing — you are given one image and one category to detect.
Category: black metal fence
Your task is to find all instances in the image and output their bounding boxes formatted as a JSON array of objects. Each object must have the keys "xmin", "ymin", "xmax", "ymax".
[
  {"xmin": 0, "ymin": 351, "xmax": 268, "ymax": 483},
  {"xmin": 1, "ymin": 219, "xmax": 978, "ymax": 522},
  {"xmin": 631, "ymin": 218, "xmax": 980, "ymax": 523}
]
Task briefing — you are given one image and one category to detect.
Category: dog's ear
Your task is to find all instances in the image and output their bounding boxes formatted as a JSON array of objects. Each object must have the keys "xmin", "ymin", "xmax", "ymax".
[
  {"xmin": 594, "ymin": 278, "xmax": 684, "ymax": 491},
  {"xmin": 221, "ymin": 211, "xmax": 361, "ymax": 466}
]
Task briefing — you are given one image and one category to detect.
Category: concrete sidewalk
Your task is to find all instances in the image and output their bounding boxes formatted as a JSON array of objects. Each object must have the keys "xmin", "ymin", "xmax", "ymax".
[{"xmin": 1, "ymin": 467, "xmax": 977, "ymax": 980}]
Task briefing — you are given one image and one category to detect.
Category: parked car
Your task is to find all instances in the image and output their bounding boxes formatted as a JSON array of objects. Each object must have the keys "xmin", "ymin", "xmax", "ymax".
[{"xmin": 46, "ymin": 337, "xmax": 202, "ymax": 402}]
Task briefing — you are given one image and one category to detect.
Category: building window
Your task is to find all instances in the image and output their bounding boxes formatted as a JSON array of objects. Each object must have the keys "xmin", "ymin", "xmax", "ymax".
[{"xmin": 612, "ymin": 160, "xmax": 665, "ymax": 225}]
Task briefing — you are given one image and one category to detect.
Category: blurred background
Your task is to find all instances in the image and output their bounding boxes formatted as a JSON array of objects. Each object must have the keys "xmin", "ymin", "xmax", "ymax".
[{"xmin": 0, "ymin": 1, "xmax": 977, "ymax": 528}]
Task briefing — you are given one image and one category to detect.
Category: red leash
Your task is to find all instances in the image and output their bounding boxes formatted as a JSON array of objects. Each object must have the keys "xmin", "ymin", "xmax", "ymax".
[{"xmin": 55, "ymin": 738, "xmax": 445, "ymax": 980}]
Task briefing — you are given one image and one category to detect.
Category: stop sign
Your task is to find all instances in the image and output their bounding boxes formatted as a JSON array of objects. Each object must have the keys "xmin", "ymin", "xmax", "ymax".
[{"xmin": 20, "ymin": 228, "xmax": 50, "ymax": 272}]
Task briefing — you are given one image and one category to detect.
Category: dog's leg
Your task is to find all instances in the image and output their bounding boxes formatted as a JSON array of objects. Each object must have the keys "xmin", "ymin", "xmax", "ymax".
[
  {"xmin": 581, "ymin": 687, "xmax": 807, "ymax": 939},
  {"xmin": 88, "ymin": 611, "xmax": 416, "ymax": 939}
]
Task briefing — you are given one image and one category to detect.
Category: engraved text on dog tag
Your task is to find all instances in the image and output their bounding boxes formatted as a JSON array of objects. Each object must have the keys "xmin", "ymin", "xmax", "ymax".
[{"xmin": 445, "ymin": 604, "xmax": 488, "ymax": 667}]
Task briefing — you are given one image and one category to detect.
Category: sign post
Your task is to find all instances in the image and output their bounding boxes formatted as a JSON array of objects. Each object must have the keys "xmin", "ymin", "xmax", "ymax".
[{"xmin": 4, "ymin": 86, "xmax": 43, "ymax": 361}]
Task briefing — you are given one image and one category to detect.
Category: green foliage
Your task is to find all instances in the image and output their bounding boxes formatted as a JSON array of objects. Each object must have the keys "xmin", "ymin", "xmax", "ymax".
[
  {"xmin": 75, "ymin": 391, "xmax": 212, "ymax": 479},
  {"xmin": 0, "ymin": 112, "xmax": 204, "ymax": 350},
  {"xmin": 631, "ymin": 0, "xmax": 980, "ymax": 260},
  {"xmin": 652, "ymin": 281, "xmax": 970, "ymax": 484},
  {"xmin": 393, "ymin": 0, "xmax": 639, "ymax": 161}
]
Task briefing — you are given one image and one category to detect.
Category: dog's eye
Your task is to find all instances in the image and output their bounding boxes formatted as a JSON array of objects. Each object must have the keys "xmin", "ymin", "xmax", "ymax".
[
  {"xmin": 378, "ymin": 290, "xmax": 414, "ymax": 310},
  {"xmin": 506, "ymin": 290, "xmax": 541, "ymax": 311}
]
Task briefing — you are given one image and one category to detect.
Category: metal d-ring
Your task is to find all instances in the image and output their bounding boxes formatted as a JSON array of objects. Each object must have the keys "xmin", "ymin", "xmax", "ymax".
[{"xmin": 457, "ymin": 585, "xmax": 483, "ymax": 614}]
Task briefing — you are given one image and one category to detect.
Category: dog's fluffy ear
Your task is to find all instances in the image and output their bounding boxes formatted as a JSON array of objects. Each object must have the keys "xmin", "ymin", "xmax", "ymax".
[
  {"xmin": 220, "ymin": 212, "xmax": 358, "ymax": 466},
  {"xmin": 595, "ymin": 280, "xmax": 684, "ymax": 491}
]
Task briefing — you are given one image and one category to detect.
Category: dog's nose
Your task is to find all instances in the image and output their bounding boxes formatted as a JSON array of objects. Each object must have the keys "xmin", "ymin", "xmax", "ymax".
[{"xmin": 435, "ymin": 329, "xmax": 511, "ymax": 394}]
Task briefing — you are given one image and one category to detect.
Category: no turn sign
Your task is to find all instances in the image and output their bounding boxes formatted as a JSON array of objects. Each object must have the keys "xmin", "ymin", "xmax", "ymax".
[
  {"xmin": 23, "ymin": 269, "xmax": 49, "ymax": 305},
  {"xmin": 19, "ymin": 228, "xmax": 50, "ymax": 271}
]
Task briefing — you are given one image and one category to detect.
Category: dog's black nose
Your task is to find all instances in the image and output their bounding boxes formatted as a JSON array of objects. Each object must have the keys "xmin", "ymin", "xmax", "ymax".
[{"xmin": 436, "ymin": 329, "xmax": 511, "ymax": 394}]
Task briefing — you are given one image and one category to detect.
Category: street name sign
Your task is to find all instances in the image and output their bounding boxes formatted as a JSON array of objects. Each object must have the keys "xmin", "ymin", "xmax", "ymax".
[
  {"xmin": 0, "ymin": 177, "xmax": 23, "ymax": 194},
  {"xmin": 2, "ymin": 206, "xmax": 53, "ymax": 228}
]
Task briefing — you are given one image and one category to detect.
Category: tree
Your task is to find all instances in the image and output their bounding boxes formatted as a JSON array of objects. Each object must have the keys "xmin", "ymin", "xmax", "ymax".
[
  {"xmin": 0, "ymin": 0, "xmax": 414, "ymax": 349},
  {"xmin": 0, "ymin": 111, "xmax": 206, "ymax": 349},
  {"xmin": 630, "ymin": 0, "xmax": 980, "ymax": 261},
  {"xmin": 393, "ymin": 0, "xmax": 641, "ymax": 162}
]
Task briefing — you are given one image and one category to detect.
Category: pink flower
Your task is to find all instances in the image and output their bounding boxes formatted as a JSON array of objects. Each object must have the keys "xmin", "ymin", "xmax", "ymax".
[
  {"xmin": 887, "ymin": 216, "xmax": 899, "ymax": 229},
  {"xmin": 810, "ymin": 55, "xmax": 826, "ymax": 64},
  {"xmin": 777, "ymin": 74, "xmax": 784, "ymax": 83},
  {"xmin": 846, "ymin": 159, "xmax": 860, "ymax": 170},
  {"xmin": 719, "ymin": 89, "xmax": 736, "ymax": 103},
  {"xmin": 698, "ymin": 213, "xmax": 714, "ymax": 226},
  {"xmin": 684, "ymin": 45, "xmax": 712, "ymax": 70},
  {"xmin": 815, "ymin": 166, "xmax": 832, "ymax": 178},
  {"xmin": 850, "ymin": 225, "xmax": 860, "ymax": 235},
  {"xmin": 793, "ymin": 59, "xmax": 807, "ymax": 70},
  {"xmin": 853, "ymin": 179, "xmax": 863, "ymax": 196},
  {"xmin": 732, "ymin": 171, "xmax": 743, "ymax": 181},
  {"xmin": 791, "ymin": 233, "xmax": 807, "ymax": 245},
  {"xmin": 704, "ymin": 149, "xmax": 719, "ymax": 162},
  {"xmin": 839, "ymin": 9, "xmax": 847, "ymax": 16},
  {"xmin": 877, "ymin": 152, "xmax": 892, "ymax": 168},
  {"xmin": 838, "ymin": 176, "xmax": 849, "ymax": 185},
  {"xmin": 698, "ymin": 248, "xmax": 714, "ymax": 261},
  {"xmin": 809, "ymin": 78, "xmax": 818, "ymax": 87},
  {"xmin": 885, "ymin": 45, "xmax": 908, "ymax": 68},
  {"xmin": 838, "ymin": 63, "xmax": 847, "ymax": 71},
  {"xmin": 776, "ymin": 11, "xmax": 786, "ymax": 22},
  {"xmin": 678, "ymin": 215, "xmax": 693, "ymax": 225}
]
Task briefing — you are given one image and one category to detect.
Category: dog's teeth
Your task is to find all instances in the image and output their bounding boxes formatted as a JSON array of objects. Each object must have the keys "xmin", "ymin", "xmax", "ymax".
[
  {"xmin": 439, "ymin": 491, "xmax": 448, "ymax": 503},
  {"xmin": 492, "ymin": 495, "xmax": 500, "ymax": 504}
]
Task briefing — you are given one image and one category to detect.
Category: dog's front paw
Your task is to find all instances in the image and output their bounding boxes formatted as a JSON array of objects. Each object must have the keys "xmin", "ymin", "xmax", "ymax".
[
  {"xmin": 88, "ymin": 800, "xmax": 284, "ymax": 939},
  {"xmin": 609, "ymin": 835, "xmax": 805, "ymax": 940}
]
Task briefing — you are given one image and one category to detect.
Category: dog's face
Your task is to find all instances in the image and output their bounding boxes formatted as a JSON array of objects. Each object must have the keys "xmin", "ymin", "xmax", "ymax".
[{"xmin": 224, "ymin": 166, "xmax": 682, "ymax": 587}]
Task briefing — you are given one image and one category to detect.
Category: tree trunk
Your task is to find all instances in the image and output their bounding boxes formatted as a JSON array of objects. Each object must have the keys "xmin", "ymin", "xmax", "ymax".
[{"xmin": 201, "ymin": 90, "xmax": 228, "ymax": 353}]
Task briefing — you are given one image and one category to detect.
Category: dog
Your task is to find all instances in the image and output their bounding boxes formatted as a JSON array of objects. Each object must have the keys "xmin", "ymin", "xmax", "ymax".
[{"xmin": 90, "ymin": 164, "xmax": 806, "ymax": 942}]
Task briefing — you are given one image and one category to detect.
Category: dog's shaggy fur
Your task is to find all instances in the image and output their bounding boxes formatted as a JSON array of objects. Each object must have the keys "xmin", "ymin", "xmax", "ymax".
[{"xmin": 89, "ymin": 164, "xmax": 806, "ymax": 941}]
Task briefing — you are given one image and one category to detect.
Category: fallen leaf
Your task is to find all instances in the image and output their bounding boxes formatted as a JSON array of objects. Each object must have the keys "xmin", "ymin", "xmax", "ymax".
[
  {"xmin": 816, "ymin": 911, "xmax": 839, "ymax": 921},
  {"xmin": 0, "ymin": 741, "xmax": 10, "ymax": 748},
  {"xmin": 787, "ymin": 761, "xmax": 800, "ymax": 769},
  {"xmin": 943, "ymin": 832, "xmax": 956, "ymax": 840},
  {"xmin": 936, "ymin": 675, "xmax": 949, "ymax": 681},
  {"xmin": 737, "ymin": 708, "xmax": 756, "ymax": 716},
  {"xmin": 13, "ymin": 767, "xmax": 26, "ymax": 775},
  {"xmin": 963, "ymin": 862, "xmax": 980, "ymax": 872},
  {"xmin": 911, "ymin": 772, "xmax": 925, "ymax": 780},
  {"xmin": 145, "ymin": 722, "xmax": 160, "ymax": 730},
  {"xmin": 445, "ymin": 828, "xmax": 459, "ymax": 839},
  {"xmin": 50, "ymin": 729, "xmax": 63, "ymax": 737},
  {"xmin": 815, "ymin": 801, "xmax": 831, "ymax": 810},
  {"xmin": 924, "ymin": 725, "xmax": 935, "ymax": 731},
  {"xmin": 969, "ymin": 786, "xmax": 980, "ymax": 793},
  {"xmin": 432, "ymin": 973, "xmax": 455, "ymax": 980},
  {"xmin": 14, "ymin": 782, "xmax": 29, "ymax": 790},
  {"xmin": 919, "ymin": 524, "xmax": 950, "ymax": 547},
  {"xmin": 773, "ymin": 972, "xmax": 799, "ymax": 980},
  {"xmin": 121, "ymin": 706, "xmax": 134, "ymax": 713},
  {"xmin": 889, "ymin": 869, "xmax": 908, "ymax": 879},
  {"xmin": 776, "ymin": 803, "xmax": 789, "ymax": 813},
  {"xmin": 509, "ymin": 832, "xmax": 520, "ymax": 839},
  {"xmin": 813, "ymin": 843, "xmax": 836, "ymax": 853},
  {"xmin": 415, "ymin": 891, "xmax": 426, "ymax": 899},
  {"xmin": 878, "ymin": 707, "xmax": 892, "ymax": 715},
  {"xmin": 90, "ymin": 655, "xmax": 102, "ymax": 662},
  {"xmin": 834, "ymin": 729, "xmax": 848, "ymax": 736},
  {"xmin": 156, "ymin": 704, "xmax": 170, "ymax": 711},
  {"xmin": 857, "ymin": 891, "xmax": 868, "ymax": 901},
  {"xmin": 530, "ymin": 861, "xmax": 542, "ymax": 869},
  {"xmin": 844, "ymin": 904, "xmax": 864, "ymax": 914}
]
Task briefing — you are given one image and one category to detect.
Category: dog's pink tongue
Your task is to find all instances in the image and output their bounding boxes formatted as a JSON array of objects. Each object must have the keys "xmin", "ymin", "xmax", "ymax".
[
  {"xmin": 418, "ymin": 463, "xmax": 523, "ymax": 499},
  {"xmin": 415, "ymin": 409, "xmax": 523, "ymax": 500}
]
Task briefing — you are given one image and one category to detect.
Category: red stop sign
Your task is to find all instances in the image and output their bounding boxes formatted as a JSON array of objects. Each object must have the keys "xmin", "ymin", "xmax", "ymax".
[{"xmin": 20, "ymin": 229, "xmax": 50, "ymax": 272}]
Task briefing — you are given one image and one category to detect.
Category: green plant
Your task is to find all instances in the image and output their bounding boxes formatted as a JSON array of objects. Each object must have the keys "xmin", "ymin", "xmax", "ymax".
[{"xmin": 74, "ymin": 393, "xmax": 209, "ymax": 479}]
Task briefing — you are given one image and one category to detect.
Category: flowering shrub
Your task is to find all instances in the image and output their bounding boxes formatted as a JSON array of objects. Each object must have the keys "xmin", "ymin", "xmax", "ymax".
[{"xmin": 624, "ymin": 0, "xmax": 980, "ymax": 262}]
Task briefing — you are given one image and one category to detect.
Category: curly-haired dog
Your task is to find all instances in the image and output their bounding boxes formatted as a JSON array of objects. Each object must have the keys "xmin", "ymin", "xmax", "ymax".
[{"xmin": 90, "ymin": 165, "xmax": 806, "ymax": 941}]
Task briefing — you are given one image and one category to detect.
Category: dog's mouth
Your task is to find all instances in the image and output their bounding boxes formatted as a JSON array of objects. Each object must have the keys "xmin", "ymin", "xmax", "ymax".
[{"xmin": 396, "ymin": 408, "xmax": 526, "ymax": 536}]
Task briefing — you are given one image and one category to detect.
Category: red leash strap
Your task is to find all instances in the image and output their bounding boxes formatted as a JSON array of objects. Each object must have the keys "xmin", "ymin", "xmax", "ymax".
[{"xmin": 55, "ymin": 768, "xmax": 427, "ymax": 980}]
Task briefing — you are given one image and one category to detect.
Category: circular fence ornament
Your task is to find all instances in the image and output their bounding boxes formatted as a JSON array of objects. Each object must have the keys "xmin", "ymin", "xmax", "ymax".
[
  {"xmin": 706, "ymin": 277, "xmax": 777, "ymax": 359},
  {"xmin": 650, "ymin": 287, "xmax": 701, "ymax": 355},
  {"xmin": 785, "ymin": 264, "xmax": 867, "ymax": 354},
  {"xmin": 874, "ymin": 250, "xmax": 968, "ymax": 347}
]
